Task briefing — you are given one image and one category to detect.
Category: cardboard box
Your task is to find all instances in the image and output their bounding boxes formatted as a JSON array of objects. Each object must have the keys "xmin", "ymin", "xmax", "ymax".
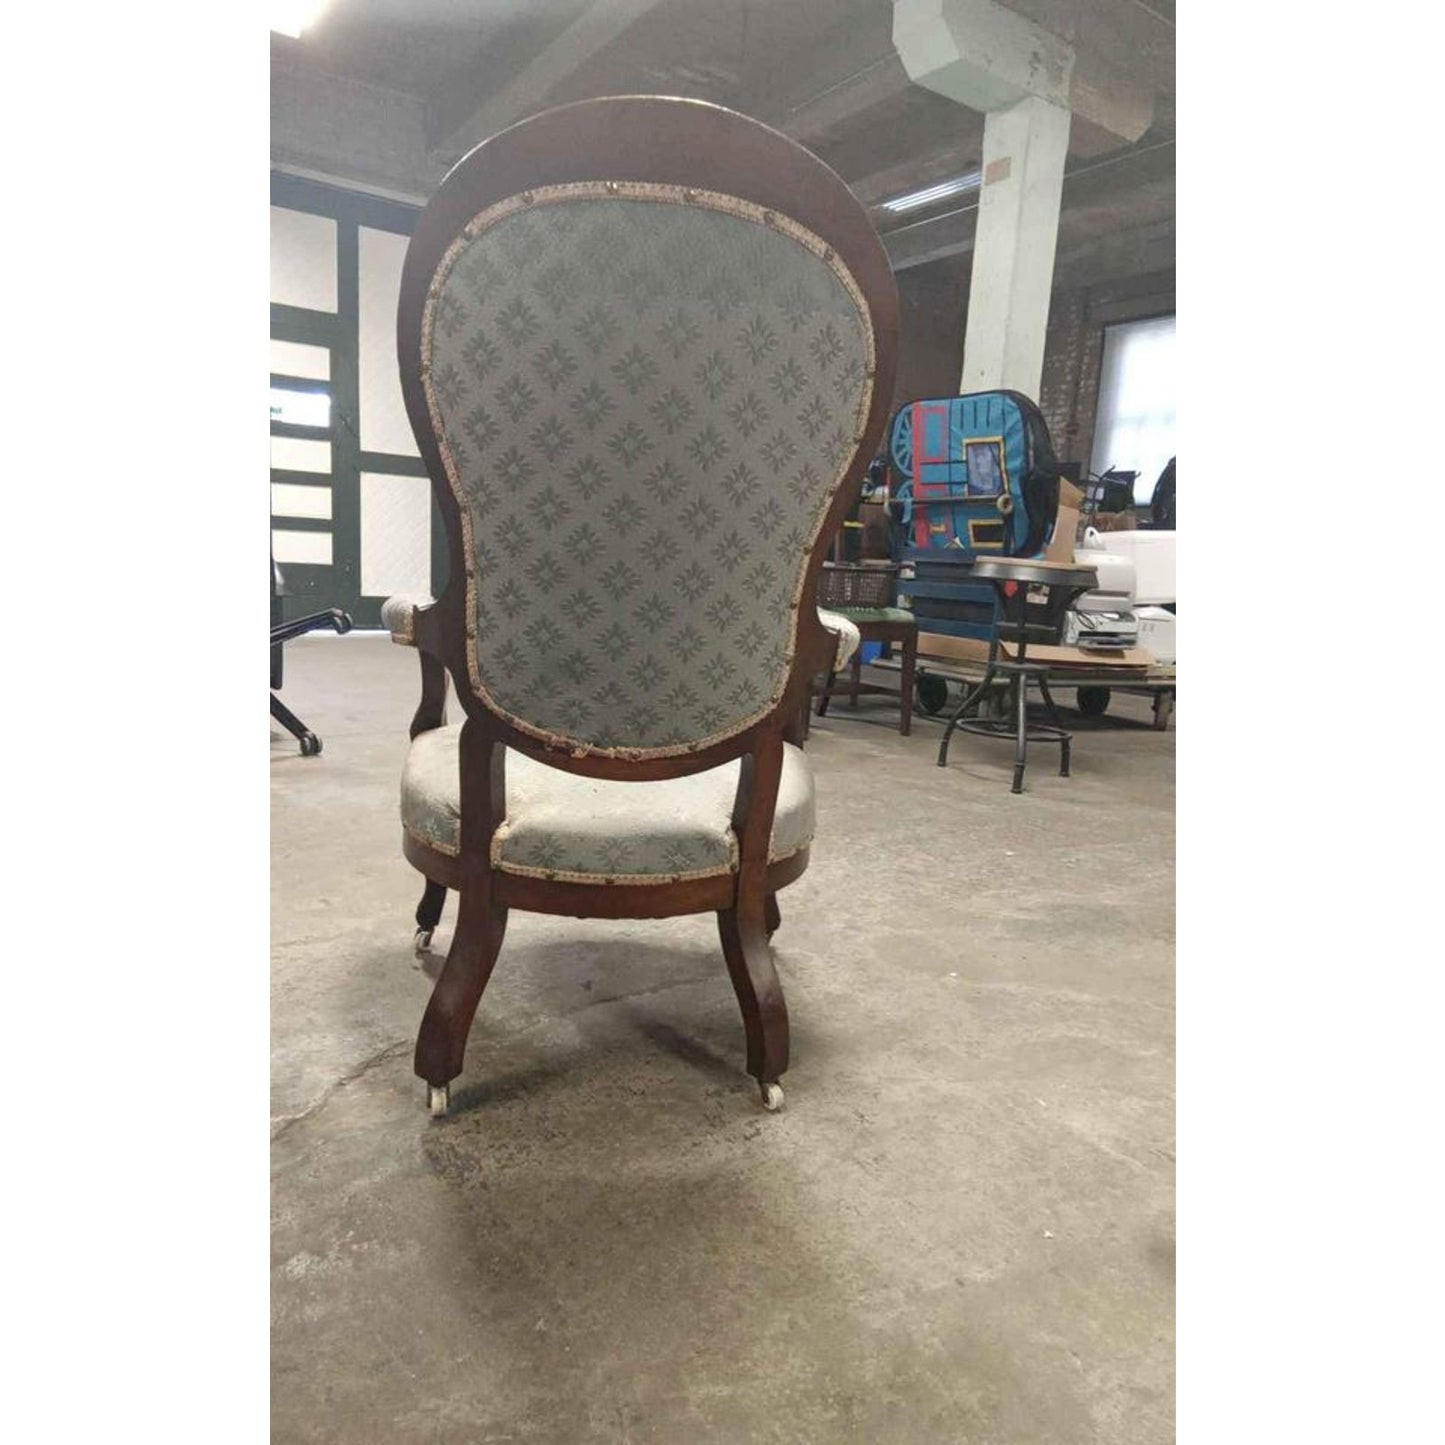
[
  {"xmin": 1044, "ymin": 480, "xmax": 1084, "ymax": 563},
  {"xmin": 918, "ymin": 630, "xmax": 1155, "ymax": 673},
  {"xmin": 1088, "ymin": 509, "xmax": 1138, "ymax": 534},
  {"xmin": 1135, "ymin": 605, "xmax": 1176, "ymax": 664}
]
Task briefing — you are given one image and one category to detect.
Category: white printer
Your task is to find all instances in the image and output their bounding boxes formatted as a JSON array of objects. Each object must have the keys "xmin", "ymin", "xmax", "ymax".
[
  {"xmin": 1070, "ymin": 528, "xmax": 1176, "ymax": 662},
  {"xmin": 1064, "ymin": 539, "xmax": 1140, "ymax": 651}
]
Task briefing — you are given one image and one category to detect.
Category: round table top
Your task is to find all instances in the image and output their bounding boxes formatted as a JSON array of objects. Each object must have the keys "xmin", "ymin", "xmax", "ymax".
[{"xmin": 970, "ymin": 556, "xmax": 1098, "ymax": 590}]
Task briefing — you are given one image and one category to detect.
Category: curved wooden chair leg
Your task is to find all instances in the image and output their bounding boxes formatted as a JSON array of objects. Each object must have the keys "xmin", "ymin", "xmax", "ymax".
[
  {"xmin": 764, "ymin": 891, "xmax": 781, "ymax": 939},
  {"xmin": 717, "ymin": 904, "xmax": 790, "ymax": 1090},
  {"xmin": 816, "ymin": 670, "xmax": 837, "ymax": 717},
  {"xmin": 413, "ymin": 879, "xmax": 447, "ymax": 952},
  {"xmin": 898, "ymin": 628, "xmax": 917, "ymax": 737},
  {"xmin": 414, "ymin": 895, "xmax": 509, "ymax": 1090}
]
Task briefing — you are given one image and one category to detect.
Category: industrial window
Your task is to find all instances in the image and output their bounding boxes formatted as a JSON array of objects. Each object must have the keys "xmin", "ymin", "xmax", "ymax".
[
  {"xmin": 1090, "ymin": 314, "xmax": 1176, "ymax": 506},
  {"xmin": 270, "ymin": 385, "xmax": 331, "ymax": 429}
]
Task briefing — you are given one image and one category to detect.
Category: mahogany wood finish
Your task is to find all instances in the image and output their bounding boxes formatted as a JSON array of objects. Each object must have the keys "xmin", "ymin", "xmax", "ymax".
[
  {"xmin": 402, "ymin": 831, "xmax": 811, "ymax": 920},
  {"xmin": 415, "ymin": 878, "xmax": 447, "ymax": 933},
  {"xmin": 409, "ymin": 653, "xmax": 448, "ymax": 740},
  {"xmin": 396, "ymin": 96, "xmax": 898, "ymax": 1109},
  {"xmin": 764, "ymin": 892, "xmax": 782, "ymax": 939},
  {"xmin": 815, "ymin": 616, "xmax": 919, "ymax": 735}
]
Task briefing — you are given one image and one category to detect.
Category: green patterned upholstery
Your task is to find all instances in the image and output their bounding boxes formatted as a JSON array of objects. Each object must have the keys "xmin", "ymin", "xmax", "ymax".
[
  {"xmin": 421, "ymin": 184, "xmax": 874, "ymax": 757},
  {"xmin": 385, "ymin": 591, "xmax": 861, "ymax": 667},
  {"xmin": 401, "ymin": 725, "xmax": 814, "ymax": 882}
]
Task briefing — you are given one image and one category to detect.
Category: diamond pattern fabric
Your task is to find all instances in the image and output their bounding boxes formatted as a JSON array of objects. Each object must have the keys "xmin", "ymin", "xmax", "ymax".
[
  {"xmin": 401, "ymin": 725, "xmax": 815, "ymax": 882},
  {"xmin": 421, "ymin": 184, "xmax": 874, "ymax": 756}
]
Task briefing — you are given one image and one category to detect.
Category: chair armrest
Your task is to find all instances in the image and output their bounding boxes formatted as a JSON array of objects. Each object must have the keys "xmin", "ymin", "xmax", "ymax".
[
  {"xmin": 817, "ymin": 607, "xmax": 861, "ymax": 671},
  {"xmin": 381, "ymin": 594, "xmax": 434, "ymax": 647},
  {"xmin": 382, "ymin": 595, "xmax": 448, "ymax": 737}
]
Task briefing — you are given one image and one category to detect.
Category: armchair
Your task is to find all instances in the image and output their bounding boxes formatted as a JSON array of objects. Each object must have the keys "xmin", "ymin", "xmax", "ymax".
[
  {"xmin": 387, "ymin": 96, "xmax": 898, "ymax": 1116},
  {"xmin": 388, "ymin": 598, "xmax": 862, "ymax": 947}
]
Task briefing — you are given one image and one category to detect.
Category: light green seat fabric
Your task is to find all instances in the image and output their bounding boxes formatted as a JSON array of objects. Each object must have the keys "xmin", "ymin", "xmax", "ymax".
[{"xmin": 402, "ymin": 724, "xmax": 815, "ymax": 882}]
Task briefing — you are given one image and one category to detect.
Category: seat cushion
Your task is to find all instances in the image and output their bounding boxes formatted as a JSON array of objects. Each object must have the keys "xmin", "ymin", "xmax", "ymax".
[
  {"xmin": 817, "ymin": 608, "xmax": 861, "ymax": 668},
  {"xmin": 401, "ymin": 725, "xmax": 815, "ymax": 883},
  {"xmin": 829, "ymin": 606, "xmax": 916, "ymax": 627}
]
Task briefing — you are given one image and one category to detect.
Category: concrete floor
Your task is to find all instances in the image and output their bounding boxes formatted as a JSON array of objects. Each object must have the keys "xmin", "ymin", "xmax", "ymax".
[{"xmin": 272, "ymin": 634, "xmax": 1174, "ymax": 1444}]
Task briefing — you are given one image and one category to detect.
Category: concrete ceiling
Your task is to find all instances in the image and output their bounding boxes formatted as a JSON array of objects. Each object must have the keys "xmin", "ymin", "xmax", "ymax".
[{"xmin": 271, "ymin": 0, "xmax": 1173, "ymax": 286}]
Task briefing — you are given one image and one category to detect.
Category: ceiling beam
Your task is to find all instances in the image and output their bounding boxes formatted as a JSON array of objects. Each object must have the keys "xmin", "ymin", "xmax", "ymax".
[
  {"xmin": 888, "ymin": 204, "xmax": 1173, "ymax": 292},
  {"xmin": 271, "ymin": 61, "xmax": 445, "ymax": 202},
  {"xmin": 435, "ymin": 0, "xmax": 675, "ymax": 160},
  {"xmin": 884, "ymin": 139, "xmax": 1174, "ymax": 271},
  {"xmin": 1051, "ymin": 217, "xmax": 1175, "ymax": 292},
  {"xmin": 844, "ymin": 127, "xmax": 986, "ymax": 212},
  {"xmin": 423, "ymin": 0, "xmax": 592, "ymax": 157},
  {"xmin": 776, "ymin": 53, "xmax": 916, "ymax": 147},
  {"xmin": 893, "ymin": 0, "xmax": 1154, "ymax": 144}
]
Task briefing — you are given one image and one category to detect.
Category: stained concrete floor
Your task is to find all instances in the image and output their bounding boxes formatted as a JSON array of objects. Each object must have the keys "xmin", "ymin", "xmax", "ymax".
[{"xmin": 272, "ymin": 634, "xmax": 1174, "ymax": 1444}]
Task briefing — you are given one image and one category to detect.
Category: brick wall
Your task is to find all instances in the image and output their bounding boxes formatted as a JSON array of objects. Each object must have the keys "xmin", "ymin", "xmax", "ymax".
[
  {"xmin": 892, "ymin": 259, "xmax": 1175, "ymax": 472},
  {"xmin": 1037, "ymin": 268, "xmax": 1175, "ymax": 469},
  {"xmin": 891, "ymin": 253, "xmax": 971, "ymax": 412}
]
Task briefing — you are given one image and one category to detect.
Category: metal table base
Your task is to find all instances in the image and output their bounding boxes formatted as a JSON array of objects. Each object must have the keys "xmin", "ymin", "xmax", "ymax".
[{"xmin": 933, "ymin": 556, "xmax": 1098, "ymax": 794}]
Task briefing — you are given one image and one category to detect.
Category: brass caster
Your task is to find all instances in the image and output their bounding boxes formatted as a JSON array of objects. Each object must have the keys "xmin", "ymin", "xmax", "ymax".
[
  {"xmin": 427, "ymin": 1083, "xmax": 450, "ymax": 1118},
  {"xmin": 759, "ymin": 1082, "xmax": 785, "ymax": 1113},
  {"xmin": 414, "ymin": 927, "xmax": 434, "ymax": 956}
]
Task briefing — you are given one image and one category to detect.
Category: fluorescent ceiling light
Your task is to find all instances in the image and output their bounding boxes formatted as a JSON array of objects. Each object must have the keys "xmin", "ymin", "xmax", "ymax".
[
  {"xmin": 881, "ymin": 171, "xmax": 984, "ymax": 214},
  {"xmin": 272, "ymin": 1, "xmax": 330, "ymax": 38}
]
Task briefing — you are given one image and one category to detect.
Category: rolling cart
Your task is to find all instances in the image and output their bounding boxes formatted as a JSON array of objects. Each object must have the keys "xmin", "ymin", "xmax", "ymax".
[{"xmin": 877, "ymin": 655, "xmax": 1177, "ymax": 732}]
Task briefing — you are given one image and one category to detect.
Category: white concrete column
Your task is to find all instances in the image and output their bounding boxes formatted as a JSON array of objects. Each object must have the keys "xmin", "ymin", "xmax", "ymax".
[
  {"xmin": 893, "ymin": 0, "xmax": 1084, "ymax": 400},
  {"xmin": 959, "ymin": 96, "xmax": 1071, "ymax": 396}
]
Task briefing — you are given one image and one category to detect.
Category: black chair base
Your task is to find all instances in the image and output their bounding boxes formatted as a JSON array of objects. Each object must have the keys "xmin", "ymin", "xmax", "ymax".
[
  {"xmin": 271, "ymin": 693, "xmax": 322, "ymax": 756},
  {"xmin": 270, "ymin": 607, "xmax": 353, "ymax": 756}
]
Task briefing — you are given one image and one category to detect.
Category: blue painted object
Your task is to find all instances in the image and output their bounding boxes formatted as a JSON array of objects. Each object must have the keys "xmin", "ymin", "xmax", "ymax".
[
  {"xmin": 889, "ymin": 389, "xmax": 1059, "ymax": 561},
  {"xmin": 889, "ymin": 389, "xmax": 1065, "ymax": 642}
]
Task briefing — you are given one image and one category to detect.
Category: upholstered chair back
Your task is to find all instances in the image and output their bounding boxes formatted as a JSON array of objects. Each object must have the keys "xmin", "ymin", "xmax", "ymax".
[{"xmin": 416, "ymin": 179, "xmax": 877, "ymax": 758}]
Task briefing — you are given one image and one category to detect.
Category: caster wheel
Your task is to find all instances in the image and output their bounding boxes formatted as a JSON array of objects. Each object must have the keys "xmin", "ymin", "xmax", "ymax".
[
  {"xmin": 915, "ymin": 673, "xmax": 949, "ymax": 716},
  {"xmin": 414, "ymin": 927, "xmax": 434, "ymax": 955},
  {"xmin": 1077, "ymin": 686, "xmax": 1111, "ymax": 719},
  {"xmin": 427, "ymin": 1083, "xmax": 450, "ymax": 1118},
  {"xmin": 299, "ymin": 732, "xmax": 322, "ymax": 756},
  {"xmin": 759, "ymin": 1082, "xmax": 785, "ymax": 1112}
]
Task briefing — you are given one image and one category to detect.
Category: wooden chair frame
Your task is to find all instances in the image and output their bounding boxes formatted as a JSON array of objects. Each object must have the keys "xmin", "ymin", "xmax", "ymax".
[{"xmin": 395, "ymin": 96, "xmax": 899, "ymax": 1114}]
